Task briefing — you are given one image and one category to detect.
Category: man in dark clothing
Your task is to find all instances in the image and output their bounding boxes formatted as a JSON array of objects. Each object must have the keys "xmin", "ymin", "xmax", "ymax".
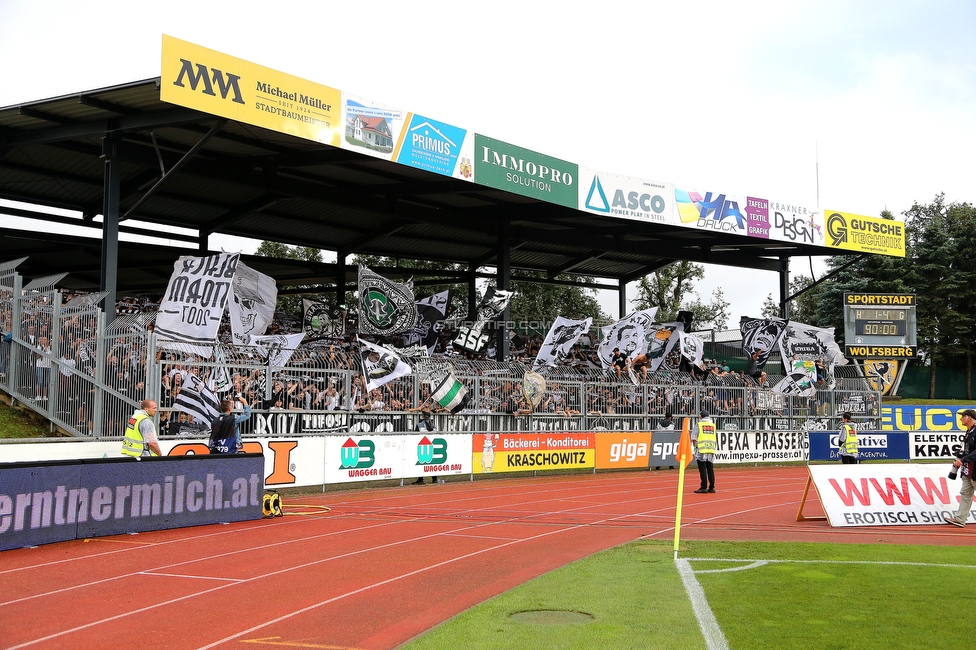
[
  {"xmin": 746, "ymin": 348, "xmax": 767, "ymax": 386},
  {"xmin": 945, "ymin": 409, "xmax": 976, "ymax": 527}
]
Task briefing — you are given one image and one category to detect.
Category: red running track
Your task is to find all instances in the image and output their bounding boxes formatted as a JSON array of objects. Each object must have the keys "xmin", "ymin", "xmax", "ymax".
[{"xmin": 0, "ymin": 466, "xmax": 968, "ymax": 650}]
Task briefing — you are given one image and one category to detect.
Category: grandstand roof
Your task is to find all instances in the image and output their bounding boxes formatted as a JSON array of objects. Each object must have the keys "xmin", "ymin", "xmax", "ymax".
[{"xmin": 0, "ymin": 78, "xmax": 827, "ymax": 295}]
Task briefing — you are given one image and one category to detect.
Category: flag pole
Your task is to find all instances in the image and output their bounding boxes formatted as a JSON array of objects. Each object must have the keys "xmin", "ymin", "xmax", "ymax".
[{"xmin": 673, "ymin": 417, "xmax": 693, "ymax": 559}]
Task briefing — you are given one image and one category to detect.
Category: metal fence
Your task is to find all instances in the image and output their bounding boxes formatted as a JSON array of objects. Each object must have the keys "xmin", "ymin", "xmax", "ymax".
[{"xmin": 0, "ymin": 265, "xmax": 882, "ymax": 441}]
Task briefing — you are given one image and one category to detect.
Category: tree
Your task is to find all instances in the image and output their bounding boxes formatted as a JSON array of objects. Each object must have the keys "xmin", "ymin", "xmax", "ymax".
[
  {"xmin": 684, "ymin": 288, "xmax": 730, "ymax": 330},
  {"xmin": 761, "ymin": 275, "xmax": 824, "ymax": 324},
  {"xmin": 632, "ymin": 261, "xmax": 704, "ymax": 321},
  {"xmin": 255, "ymin": 241, "xmax": 325, "ymax": 313},
  {"xmin": 508, "ymin": 273, "xmax": 608, "ymax": 335},
  {"xmin": 904, "ymin": 196, "xmax": 970, "ymax": 397}
]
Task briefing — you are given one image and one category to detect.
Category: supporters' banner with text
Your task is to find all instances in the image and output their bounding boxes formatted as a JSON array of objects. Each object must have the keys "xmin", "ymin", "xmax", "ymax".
[
  {"xmin": 779, "ymin": 321, "xmax": 847, "ymax": 367},
  {"xmin": 155, "ymin": 252, "xmax": 239, "ymax": 355},
  {"xmin": 533, "ymin": 316, "xmax": 592, "ymax": 370},
  {"xmin": 303, "ymin": 299, "xmax": 345, "ymax": 340},
  {"xmin": 228, "ymin": 261, "xmax": 277, "ymax": 346},
  {"xmin": 452, "ymin": 286, "xmax": 513, "ymax": 353}
]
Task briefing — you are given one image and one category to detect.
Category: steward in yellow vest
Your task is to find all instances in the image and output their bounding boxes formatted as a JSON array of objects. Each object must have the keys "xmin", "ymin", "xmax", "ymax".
[
  {"xmin": 838, "ymin": 411, "xmax": 858, "ymax": 464},
  {"xmin": 121, "ymin": 400, "xmax": 162, "ymax": 458},
  {"xmin": 693, "ymin": 410, "xmax": 717, "ymax": 493}
]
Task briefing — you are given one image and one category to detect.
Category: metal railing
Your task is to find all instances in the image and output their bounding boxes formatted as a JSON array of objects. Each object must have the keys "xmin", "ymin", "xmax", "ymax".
[{"xmin": 0, "ymin": 264, "xmax": 882, "ymax": 441}]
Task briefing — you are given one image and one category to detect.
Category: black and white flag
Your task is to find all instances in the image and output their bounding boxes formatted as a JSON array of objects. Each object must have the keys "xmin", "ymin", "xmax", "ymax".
[
  {"xmin": 403, "ymin": 289, "xmax": 450, "ymax": 353},
  {"xmin": 358, "ymin": 336, "xmax": 411, "ymax": 392},
  {"xmin": 228, "ymin": 261, "xmax": 277, "ymax": 346},
  {"xmin": 452, "ymin": 286, "xmax": 513, "ymax": 353},
  {"xmin": 772, "ymin": 358, "xmax": 817, "ymax": 396},
  {"xmin": 533, "ymin": 316, "xmax": 592, "ymax": 370},
  {"xmin": 740, "ymin": 316, "xmax": 789, "ymax": 367},
  {"xmin": 173, "ymin": 372, "xmax": 221, "ymax": 426},
  {"xmin": 250, "ymin": 333, "xmax": 305, "ymax": 370},
  {"xmin": 156, "ymin": 253, "xmax": 239, "ymax": 355},
  {"xmin": 778, "ymin": 321, "xmax": 847, "ymax": 368},
  {"xmin": 303, "ymin": 299, "xmax": 345, "ymax": 340},
  {"xmin": 598, "ymin": 308, "xmax": 658, "ymax": 368},
  {"xmin": 678, "ymin": 331, "xmax": 705, "ymax": 369},
  {"xmin": 358, "ymin": 266, "xmax": 418, "ymax": 337}
]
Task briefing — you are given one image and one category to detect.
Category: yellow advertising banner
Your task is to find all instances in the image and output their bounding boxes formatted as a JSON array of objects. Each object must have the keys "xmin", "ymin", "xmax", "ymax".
[
  {"xmin": 160, "ymin": 35, "xmax": 341, "ymax": 147},
  {"xmin": 473, "ymin": 432, "xmax": 594, "ymax": 474},
  {"xmin": 823, "ymin": 210, "xmax": 905, "ymax": 257}
]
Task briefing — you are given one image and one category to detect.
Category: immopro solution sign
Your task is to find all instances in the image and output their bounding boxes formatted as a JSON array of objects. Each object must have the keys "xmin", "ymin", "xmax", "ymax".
[{"xmin": 474, "ymin": 135, "xmax": 578, "ymax": 208}]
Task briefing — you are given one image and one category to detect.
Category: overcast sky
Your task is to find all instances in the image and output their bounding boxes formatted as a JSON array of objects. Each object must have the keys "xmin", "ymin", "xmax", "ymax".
[{"xmin": 1, "ymin": 0, "xmax": 973, "ymax": 326}]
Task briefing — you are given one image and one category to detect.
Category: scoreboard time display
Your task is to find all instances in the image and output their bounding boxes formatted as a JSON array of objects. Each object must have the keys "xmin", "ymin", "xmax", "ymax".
[{"xmin": 843, "ymin": 293, "xmax": 917, "ymax": 359}]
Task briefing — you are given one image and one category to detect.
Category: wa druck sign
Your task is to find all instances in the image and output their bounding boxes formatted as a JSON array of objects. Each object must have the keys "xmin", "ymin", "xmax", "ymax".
[{"xmin": 0, "ymin": 455, "xmax": 264, "ymax": 550}]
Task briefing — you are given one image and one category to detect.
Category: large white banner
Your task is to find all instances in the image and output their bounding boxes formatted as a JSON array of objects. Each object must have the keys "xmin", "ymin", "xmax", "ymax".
[
  {"xmin": 809, "ymin": 463, "xmax": 961, "ymax": 527},
  {"xmin": 597, "ymin": 308, "xmax": 658, "ymax": 368},
  {"xmin": 228, "ymin": 261, "xmax": 277, "ymax": 346},
  {"xmin": 533, "ymin": 316, "xmax": 592, "ymax": 370},
  {"xmin": 155, "ymin": 253, "xmax": 240, "ymax": 354}
]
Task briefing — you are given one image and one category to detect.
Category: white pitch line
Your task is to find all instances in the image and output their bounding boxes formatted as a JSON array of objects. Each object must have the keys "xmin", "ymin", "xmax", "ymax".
[{"xmin": 675, "ymin": 558, "xmax": 729, "ymax": 650}]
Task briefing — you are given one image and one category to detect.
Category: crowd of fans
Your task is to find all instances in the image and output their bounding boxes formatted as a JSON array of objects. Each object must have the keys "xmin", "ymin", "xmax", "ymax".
[{"xmin": 0, "ymin": 291, "xmax": 864, "ymax": 438}]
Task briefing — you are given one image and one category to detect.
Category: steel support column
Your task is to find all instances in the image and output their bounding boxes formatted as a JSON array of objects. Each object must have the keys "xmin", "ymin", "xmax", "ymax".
[
  {"xmin": 496, "ymin": 220, "xmax": 511, "ymax": 362},
  {"xmin": 618, "ymin": 278, "xmax": 628, "ymax": 319},
  {"xmin": 100, "ymin": 131, "xmax": 121, "ymax": 324},
  {"xmin": 779, "ymin": 256, "xmax": 790, "ymax": 319}
]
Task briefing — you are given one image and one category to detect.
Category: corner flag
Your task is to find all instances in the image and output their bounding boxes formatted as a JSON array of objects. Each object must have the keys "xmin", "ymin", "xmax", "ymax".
[{"xmin": 674, "ymin": 417, "xmax": 693, "ymax": 557}]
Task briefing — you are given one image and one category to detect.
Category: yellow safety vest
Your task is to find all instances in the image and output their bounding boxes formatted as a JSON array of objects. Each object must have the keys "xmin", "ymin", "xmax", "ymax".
[
  {"xmin": 122, "ymin": 411, "xmax": 151, "ymax": 457},
  {"xmin": 696, "ymin": 420, "xmax": 717, "ymax": 454},
  {"xmin": 839, "ymin": 423, "xmax": 858, "ymax": 456}
]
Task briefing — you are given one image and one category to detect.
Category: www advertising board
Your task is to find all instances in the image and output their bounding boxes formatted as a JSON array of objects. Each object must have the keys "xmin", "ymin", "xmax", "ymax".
[
  {"xmin": 809, "ymin": 463, "xmax": 961, "ymax": 527},
  {"xmin": 0, "ymin": 455, "xmax": 264, "ymax": 551}
]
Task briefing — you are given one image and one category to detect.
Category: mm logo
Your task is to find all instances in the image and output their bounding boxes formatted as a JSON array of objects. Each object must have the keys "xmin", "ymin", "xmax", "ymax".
[
  {"xmin": 416, "ymin": 436, "xmax": 448, "ymax": 465},
  {"xmin": 340, "ymin": 438, "xmax": 375, "ymax": 469},
  {"xmin": 173, "ymin": 58, "xmax": 245, "ymax": 105}
]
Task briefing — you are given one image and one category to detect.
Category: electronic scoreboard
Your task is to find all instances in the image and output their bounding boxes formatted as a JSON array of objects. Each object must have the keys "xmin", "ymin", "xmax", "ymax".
[{"xmin": 842, "ymin": 293, "xmax": 917, "ymax": 359}]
